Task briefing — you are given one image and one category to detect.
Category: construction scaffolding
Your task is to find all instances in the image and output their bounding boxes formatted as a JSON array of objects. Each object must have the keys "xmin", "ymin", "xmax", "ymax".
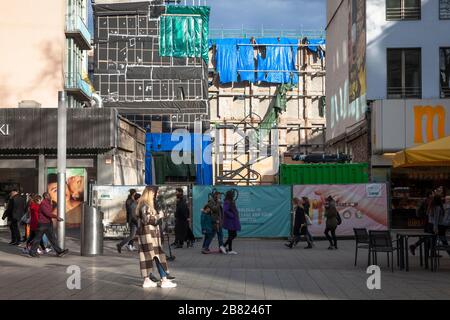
[
  {"xmin": 93, "ymin": 0, "xmax": 210, "ymax": 132},
  {"xmin": 208, "ymin": 34, "xmax": 326, "ymax": 185}
]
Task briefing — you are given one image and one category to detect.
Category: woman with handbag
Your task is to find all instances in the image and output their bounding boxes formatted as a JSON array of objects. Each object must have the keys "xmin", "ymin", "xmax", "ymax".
[
  {"xmin": 285, "ymin": 198, "xmax": 313, "ymax": 249},
  {"xmin": 302, "ymin": 197, "xmax": 314, "ymax": 247},
  {"xmin": 137, "ymin": 186, "xmax": 177, "ymax": 289},
  {"xmin": 23, "ymin": 195, "xmax": 46, "ymax": 254}
]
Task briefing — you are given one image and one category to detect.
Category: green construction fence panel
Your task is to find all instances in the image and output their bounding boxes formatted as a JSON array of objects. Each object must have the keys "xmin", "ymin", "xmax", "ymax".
[{"xmin": 280, "ymin": 163, "xmax": 369, "ymax": 185}]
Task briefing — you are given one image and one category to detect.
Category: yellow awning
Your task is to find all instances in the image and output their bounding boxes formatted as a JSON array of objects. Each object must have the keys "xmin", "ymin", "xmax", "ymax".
[{"xmin": 393, "ymin": 136, "xmax": 450, "ymax": 168}]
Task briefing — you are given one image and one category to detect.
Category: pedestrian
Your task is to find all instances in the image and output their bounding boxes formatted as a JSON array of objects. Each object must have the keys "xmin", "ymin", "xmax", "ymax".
[
  {"xmin": 117, "ymin": 193, "xmax": 140, "ymax": 253},
  {"xmin": 20, "ymin": 193, "xmax": 32, "ymax": 243},
  {"xmin": 431, "ymin": 195, "xmax": 450, "ymax": 256},
  {"xmin": 410, "ymin": 191, "xmax": 437, "ymax": 256},
  {"xmin": 285, "ymin": 198, "xmax": 313, "ymax": 249},
  {"xmin": 1, "ymin": 192, "xmax": 15, "ymax": 244},
  {"xmin": 324, "ymin": 196, "xmax": 339, "ymax": 250},
  {"xmin": 441, "ymin": 196, "xmax": 450, "ymax": 255},
  {"xmin": 208, "ymin": 191, "xmax": 227, "ymax": 254},
  {"xmin": 23, "ymin": 195, "xmax": 47, "ymax": 255},
  {"xmin": 222, "ymin": 190, "xmax": 241, "ymax": 255},
  {"xmin": 137, "ymin": 186, "xmax": 177, "ymax": 289},
  {"xmin": 174, "ymin": 188, "xmax": 189, "ymax": 249},
  {"xmin": 302, "ymin": 196, "xmax": 314, "ymax": 246},
  {"xmin": 27, "ymin": 192, "xmax": 68, "ymax": 258},
  {"xmin": 201, "ymin": 204, "xmax": 215, "ymax": 254},
  {"xmin": 9, "ymin": 189, "xmax": 26, "ymax": 245},
  {"xmin": 185, "ymin": 224, "xmax": 195, "ymax": 248}
]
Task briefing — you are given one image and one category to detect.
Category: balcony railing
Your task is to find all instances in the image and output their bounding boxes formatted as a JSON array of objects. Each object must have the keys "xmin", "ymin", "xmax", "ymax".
[
  {"xmin": 65, "ymin": 72, "xmax": 92, "ymax": 101},
  {"xmin": 386, "ymin": 6, "xmax": 421, "ymax": 20},
  {"xmin": 387, "ymin": 86, "xmax": 422, "ymax": 99},
  {"xmin": 65, "ymin": 14, "xmax": 92, "ymax": 50},
  {"xmin": 441, "ymin": 87, "xmax": 450, "ymax": 98}
]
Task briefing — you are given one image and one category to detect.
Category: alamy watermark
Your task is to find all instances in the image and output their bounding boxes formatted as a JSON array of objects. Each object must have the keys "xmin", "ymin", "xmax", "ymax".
[
  {"xmin": 66, "ymin": 265, "xmax": 81, "ymax": 290},
  {"xmin": 169, "ymin": 127, "xmax": 280, "ymax": 174},
  {"xmin": 366, "ymin": 265, "xmax": 381, "ymax": 290}
]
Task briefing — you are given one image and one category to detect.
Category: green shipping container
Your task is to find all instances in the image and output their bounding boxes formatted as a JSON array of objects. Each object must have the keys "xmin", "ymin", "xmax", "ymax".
[{"xmin": 280, "ymin": 163, "xmax": 369, "ymax": 185}]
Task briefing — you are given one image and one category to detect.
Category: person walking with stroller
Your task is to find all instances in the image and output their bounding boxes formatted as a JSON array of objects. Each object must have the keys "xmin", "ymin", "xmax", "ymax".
[
  {"xmin": 137, "ymin": 186, "xmax": 177, "ymax": 289},
  {"xmin": 223, "ymin": 190, "xmax": 241, "ymax": 255},
  {"xmin": 324, "ymin": 196, "xmax": 340, "ymax": 250}
]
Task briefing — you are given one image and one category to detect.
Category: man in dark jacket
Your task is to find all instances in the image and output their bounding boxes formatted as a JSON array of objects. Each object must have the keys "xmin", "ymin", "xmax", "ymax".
[
  {"xmin": 2, "ymin": 191, "xmax": 16, "ymax": 244},
  {"xmin": 174, "ymin": 188, "xmax": 189, "ymax": 248},
  {"xmin": 8, "ymin": 190, "xmax": 26, "ymax": 245},
  {"xmin": 27, "ymin": 192, "xmax": 68, "ymax": 258},
  {"xmin": 208, "ymin": 191, "xmax": 227, "ymax": 254},
  {"xmin": 117, "ymin": 192, "xmax": 140, "ymax": 253}
]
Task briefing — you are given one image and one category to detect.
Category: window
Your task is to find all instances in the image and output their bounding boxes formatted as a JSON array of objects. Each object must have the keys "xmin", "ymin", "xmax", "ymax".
[
  {"xmin": 386, "ymin": 0, "xmax": 421, "ymax": 20},
  {"xmin": 387, "ymin": 48, "xmax": 421, "ymax": 99},
  {"xmin": 440, "ymin": 48, "xmax": 450, "ymax": 98},
  {"xmin": 440, "ymin": 0, "xmax": 450, "ymax": 19}
]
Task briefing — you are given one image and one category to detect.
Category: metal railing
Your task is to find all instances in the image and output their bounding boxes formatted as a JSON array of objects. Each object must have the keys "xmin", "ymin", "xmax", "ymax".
[
  {"xmin": 441, "ymin": 87, "xmax": 450, "ymax": 98},
  {"xmin": 66, "ymin": 14, "xmax": 92, "ymax": 48},
  {"xmin": 65, "ymin": 72, "xmax": 93, "ymax": 99},
  {"xmin": 387, "ymin": 86, "xmax": 421, "ymax": 99},
  {"xmin": 209, "ymin": 28, "xmax": 325, "ymax": 40},
  {"xmin": 386, "ymin": 6, "xmax": 421, "ymax": 20}
]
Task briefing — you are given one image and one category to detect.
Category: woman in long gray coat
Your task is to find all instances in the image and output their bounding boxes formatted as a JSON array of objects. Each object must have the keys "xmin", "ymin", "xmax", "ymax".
[
  {"xmin": 324, "ymin": 196, "xmax": 339, "ymax": 250},
  {"xmin": 137, "ymin": 186, "xmax": 177, "ymax": 289}
]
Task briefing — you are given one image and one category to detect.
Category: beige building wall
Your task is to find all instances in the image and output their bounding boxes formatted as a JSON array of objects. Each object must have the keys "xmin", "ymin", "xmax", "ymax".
[{"xmin": 0, "ymin": 0, "xmax": 66, "ymax": 108}]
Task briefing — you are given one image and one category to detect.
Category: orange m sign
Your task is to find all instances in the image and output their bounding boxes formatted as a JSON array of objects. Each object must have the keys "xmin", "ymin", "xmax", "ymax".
[{"xmin": 414, "ymin": 105, "xmax": 446, "ymax": 144}]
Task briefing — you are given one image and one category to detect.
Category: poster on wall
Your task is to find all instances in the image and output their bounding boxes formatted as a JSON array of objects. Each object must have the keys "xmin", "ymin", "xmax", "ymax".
[
  {"xmin": 348, "ymin": 0, "xmax": 366, "ymax": 103},
  {"xmin": 93, "ymin": 185, "xmax": 189, "ymax": 237},
  {"xmin": 293, "ymin": 184, "xmax": 388, "ymax": 236},
  {"xmin": 47, "ymin": 168, "xmax": 86, "ymax": 229},
  {"xmin": 193, "ymin": 186, "xmax": 292, "ymax": 238}
]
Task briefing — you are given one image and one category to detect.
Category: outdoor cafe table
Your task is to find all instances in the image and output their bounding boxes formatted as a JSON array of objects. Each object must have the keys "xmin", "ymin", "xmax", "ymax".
[{"xmin": 393, "ymin": 230, "xmax": 436, "ymax": 272}]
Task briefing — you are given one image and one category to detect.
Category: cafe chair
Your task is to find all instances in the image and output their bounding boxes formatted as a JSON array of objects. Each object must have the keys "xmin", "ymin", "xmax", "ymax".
[
  {"xmin": 432, "ymin": 236, "xmax": 450, "ymax": 271},
  {"xmin": 369, "ymin": 230, "xmax": 399, "ymax": 272},
  {"xmin": 353, "ymin": 228, "xmax": 370, "ymax": 267}
]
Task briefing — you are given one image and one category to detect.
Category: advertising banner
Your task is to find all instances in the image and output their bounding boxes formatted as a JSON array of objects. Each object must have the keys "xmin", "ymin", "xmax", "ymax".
[
  {"xmin": 93, "ymin": 185, "xmax": 189, "ymax": 237},
  {"xmin": 193, "ymin": 186, "xmax": 292, "ymax": 238},
  {"xmin": 47, "ymin": 168, "xmax": 86, "ymax": 229},
  {"xmin": 293, "ymin": 184, "xmax": 389, "ymax": 236}
]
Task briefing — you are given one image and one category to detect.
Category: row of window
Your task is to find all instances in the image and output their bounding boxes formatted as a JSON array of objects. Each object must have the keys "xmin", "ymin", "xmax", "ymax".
[
  {"xmin": 387, "ymin": 47, "xmax": 450, "ymax": 99},
  {"xmin": 386, "ymin": 0, "xmax": 450, "ymax": 20}
]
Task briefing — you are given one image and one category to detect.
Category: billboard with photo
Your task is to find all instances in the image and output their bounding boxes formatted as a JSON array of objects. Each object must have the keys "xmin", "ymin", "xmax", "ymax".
[
  {"xmin": 193, "ymin": 186, "xmax": 292, "ymax": 238},
  {"xmin": 293, "ymin": 184, "xmax": 389, "ymax": 236},
  {"xmin": 47, "ymin": 168, "xmax": 86, "ymax": 229}
]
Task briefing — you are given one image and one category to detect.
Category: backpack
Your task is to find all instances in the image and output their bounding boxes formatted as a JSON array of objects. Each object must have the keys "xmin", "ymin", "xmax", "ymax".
[{"xmin": 336, "ymin": 211, "xmax": 342, "ymax": 225}]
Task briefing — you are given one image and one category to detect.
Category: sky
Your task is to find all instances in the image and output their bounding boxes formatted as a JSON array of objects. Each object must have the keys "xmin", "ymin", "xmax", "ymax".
[
  {"xmin": 88, "ymin": 0, "xmax": 326, "ymax": 33},
  {"xmin": 208, "ymin": 0, "xmax": 326, "ymax": 30}
]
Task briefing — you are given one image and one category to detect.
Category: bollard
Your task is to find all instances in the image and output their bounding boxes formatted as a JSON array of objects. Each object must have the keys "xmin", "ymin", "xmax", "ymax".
[{"xmin": 81, "ymin": 204, "xmax": 104, "ymax": 256}]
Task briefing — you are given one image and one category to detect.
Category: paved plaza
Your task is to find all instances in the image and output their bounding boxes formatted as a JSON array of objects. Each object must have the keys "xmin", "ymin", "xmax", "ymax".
[{"xmin": 1, "ymin": 228, "xmax": 450, "ymax": 300}]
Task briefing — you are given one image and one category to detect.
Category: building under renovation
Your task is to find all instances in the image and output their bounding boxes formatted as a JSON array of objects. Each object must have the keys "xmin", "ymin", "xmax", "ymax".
[{"xmin": 208, "ymin": 30, "xmax": 326, "ymax": 185}]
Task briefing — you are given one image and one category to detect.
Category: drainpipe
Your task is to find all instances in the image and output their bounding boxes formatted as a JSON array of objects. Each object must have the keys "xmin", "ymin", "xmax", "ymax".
[{"xmin": 91, "ymin": 93, "xmax": 103, "ymax": 108}]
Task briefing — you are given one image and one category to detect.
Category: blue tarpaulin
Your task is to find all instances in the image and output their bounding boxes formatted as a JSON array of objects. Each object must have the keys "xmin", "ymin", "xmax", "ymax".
[
  {"xmin": 256, "ymin": 38, "xmax": 298, "ymax": 84},
  {"xmin": 215, "ymin": 39, "xmax": 239, "ymax": 83},
  {"xmin": 237, "ymin": 39, "xmax": 255, "ymax": 82},
  {"xmin": 307, "ymin": 38, "xmax": 325, "ymax": 59},
  {"xmin": 145, "ymin": 133, "xmax": 213, "ymax": 185}
]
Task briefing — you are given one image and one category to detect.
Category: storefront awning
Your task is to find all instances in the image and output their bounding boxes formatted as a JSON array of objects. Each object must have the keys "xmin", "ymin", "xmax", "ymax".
[{"xmin": 393, "ymin": 136, "xmax": 450, "ymax": 168}]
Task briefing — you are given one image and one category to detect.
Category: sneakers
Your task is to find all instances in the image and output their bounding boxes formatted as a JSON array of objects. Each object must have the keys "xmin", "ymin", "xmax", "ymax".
[
  {"xmin": 116, "ymin": 244, "xmax": 122, "ymax": 254},
  {"xmin": 219, "ymin": 246, "xmax": 227, "ymax": 254},
  {"xmin": 160, "ymin": 279, "xmax": 177, "ymax": 288},
  {"xmin": 285, "ymin": 243, "xmax": 293, "ymax": 249},
  {"xmin": 228, "ymin": 250, "xmax": 238, "ymax": 255},
  {"xmin": 201, "ymin": 248, "xmax": 210, "ymax": 254},
  {"xmin": 409, "ymin": 245, "xmax": 416, "ymax": 256},
  {"xmin": 37, "ymin": 248, "xmax": 43, "ymax": 255},
  {"xmin": 328, "ymin": 246, "xmax": 334, "ymax": 250},
  {"xmin": 143, "ymin": 277, "xmax": 157, "ymax": 288},
  {"xmin": 304, "ymin": 244, "xmax": 313, "ymax": 249},
  {"xmin": 126, "ymin": 244, "xmax": 136, "ymax": 252},
  {"xmin": 57, "ymin": 249, "xmax": 69, "ymax": 257},
  {"xmin": 166, "ymin": 274, "xmax": 176, "ymax": 280},
  {"xmin": 21, "ymin": 247, "xmax": 29, "ymax": 255},
  {"xmin": 45, "ymin": 248, "xmax": 52, "ymax": 254}
]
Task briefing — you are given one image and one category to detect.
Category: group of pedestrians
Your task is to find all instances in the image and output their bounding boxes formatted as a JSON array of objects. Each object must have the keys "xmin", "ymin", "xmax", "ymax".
[
  {"xmin": 201, "ymin": 190, "xmax": 241, "ymax": 255},
  {"xmin": 1, "ymin": 189, "xmax": 69, "ymax": 258},
  {"xmin": 285, "ymin": 195, "xmax": 341, "ymax": 250},
  {"xmin": 409, "ymin": 187, "xmax": 450, "ymax": 256}
]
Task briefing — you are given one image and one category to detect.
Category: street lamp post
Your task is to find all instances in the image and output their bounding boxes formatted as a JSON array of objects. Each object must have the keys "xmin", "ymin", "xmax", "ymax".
[{"xmin": 57, "ymin": 91, "xmax": 67, "ymax": 249}]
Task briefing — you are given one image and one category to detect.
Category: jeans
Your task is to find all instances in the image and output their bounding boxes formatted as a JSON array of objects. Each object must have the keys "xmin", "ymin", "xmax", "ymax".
[
  {"xmin": 154, "ymin": 258, "xmax": 167, "ymax": 278},
  {"xmin": 9, "ymin": 218, "xmax": 21, "ymax": 243},
  {"xmin": 224, "ymin": 230, "xmax": 237, "ymax": 251},
  {"xmin": 216, "ymin": 226, "xmax": 224, "ymax": 247},
  {"xmin": 27, "ymin": 230, "xmax": 45, "ymax": 250},
  {"xmin": 324, "ymin": 227, "xmax": 337, "ymax": 247},
  {"xmin": 118, "ymin": 222, "xmax": 137, "ymax": 248},
  {"xmin": 304, "ymin": 227, "xmax": 314, "ymax": 243},
  {"xmin": 30, "ymin": 223, "xmax": 63, "ymax": 256},
  {"xmin": 202, "ymin": 232, "xmax": 214, "ymax": 250}
]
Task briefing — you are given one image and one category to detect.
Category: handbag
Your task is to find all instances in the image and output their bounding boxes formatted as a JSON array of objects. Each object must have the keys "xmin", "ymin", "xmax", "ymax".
[
  {"xmin": 305, "ymin": 214, "xmax": 312, "ymax": 226},
  {"xmin": 20, "ymin": 212, "xmax": 30, "ymax": 225}
]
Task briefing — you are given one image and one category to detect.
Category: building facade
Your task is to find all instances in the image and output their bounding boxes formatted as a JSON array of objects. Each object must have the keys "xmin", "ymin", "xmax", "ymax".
[
  {"xmin": 326, "ymin": 0, "xmax": 450, "ymax": 227},
  {"xmin": 0, "ymin": 0, "xmax": 93, "ymax": 108}
]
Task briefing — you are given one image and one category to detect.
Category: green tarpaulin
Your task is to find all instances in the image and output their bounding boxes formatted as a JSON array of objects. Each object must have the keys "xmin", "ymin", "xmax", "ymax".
[{"xmin": 160, "ymin": 6, "xmax": 210, "ymax": 63}]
